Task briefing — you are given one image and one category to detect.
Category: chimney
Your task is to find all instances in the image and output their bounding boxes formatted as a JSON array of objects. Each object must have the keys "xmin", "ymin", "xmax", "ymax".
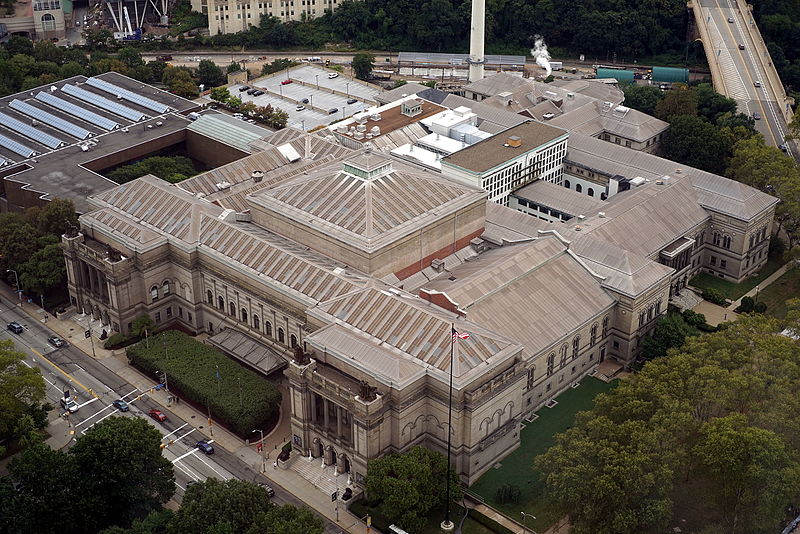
[{"xmin": 468, "ymin": 0, "xmax": 486, "ymax": 82}]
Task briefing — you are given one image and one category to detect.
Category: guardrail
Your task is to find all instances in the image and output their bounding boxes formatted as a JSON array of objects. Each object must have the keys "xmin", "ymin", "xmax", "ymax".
[{"xmin": 689, "ymin": 0, "xmax": 728, "ymax": 96}]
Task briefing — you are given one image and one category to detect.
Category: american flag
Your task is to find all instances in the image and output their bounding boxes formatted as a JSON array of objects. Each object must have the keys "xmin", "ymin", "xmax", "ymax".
[{"xmin": 452, "ymin": 327, "xmax": 470, "ymax": 343}]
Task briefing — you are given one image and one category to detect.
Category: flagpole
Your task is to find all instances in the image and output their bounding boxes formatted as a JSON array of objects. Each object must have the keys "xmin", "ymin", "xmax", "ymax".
[{"xmin": 442, "ymin": 322, "xmax": 455, "ymax": 532}]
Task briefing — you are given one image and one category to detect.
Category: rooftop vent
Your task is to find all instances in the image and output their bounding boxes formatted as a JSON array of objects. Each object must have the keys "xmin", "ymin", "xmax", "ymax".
[
  {"xmin": 50, "ymin": 86, "xmax": 57, "ymax": 92},
  {"xmin": 575, "ymin": 225, "xmax": 583, "ymax": 231},
  {"xmin": 117, "ymin": 94, "xmax": 123, "ymax": 100},
  {"xmin": 542, "ymin": 112, "xmax": 555, "ymax": 120},
  {"xmin": 505, "ymin": 135, "xmax": 522, "ymax": 148},
  {"xmin": 567, "ymin": 92, "xmax": 575, "ymax": 100},
  {"xmin": 598, "ymin": 211, "xmax": 606, "ymax": 218},
  {"xmin": 431, "ymin": 258, "xmax": 446, "ymax": 273},
  {"xmin": 630, "ymin": 176, "xmax": 646, "ymax": 187},
  {"xmin": 215, "ymin": 181, "xmax": 232, "ymax": 191},
  {"xmin": 251, "ymin": 170, "xmax": 264, "ymax": 183},
  {"xmin": 577, "ymin": 214, "xmax": 586, "ymax": 220},
  {"xmin": 155, "ymin": 121, "xmax": 163, "ymax": 127}
]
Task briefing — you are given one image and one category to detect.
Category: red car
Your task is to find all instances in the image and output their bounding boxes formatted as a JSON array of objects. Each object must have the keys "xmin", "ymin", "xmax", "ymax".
[
  {"xmin": 280, "ymin": 79, "xmax": 293, "ymax": 85},
  {"xmin": 148, "ymin": 409, "xmax": 167, "ymax": 422}
]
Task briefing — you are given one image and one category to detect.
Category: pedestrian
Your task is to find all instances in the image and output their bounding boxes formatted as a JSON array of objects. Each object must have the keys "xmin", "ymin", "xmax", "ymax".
[{"xmin": 273, "ymin": 461, "xmax": 278, "ymax": 470}]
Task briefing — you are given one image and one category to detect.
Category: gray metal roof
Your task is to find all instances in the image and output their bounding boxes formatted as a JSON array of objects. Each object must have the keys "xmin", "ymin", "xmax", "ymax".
[
  {"xmin": 187, "ymin": 112, "xmax": 272, "ymax": 153},
  {"xmin": 398, "ymin": 52, "xmax": 526, "ymax": 66},
  {"xmin": 207, "ymin": 328, "xmax": 287, "ymax": 376},
  {"xmin": 514, "ymin": 179, "xmax": 606, "ymax": 217}
]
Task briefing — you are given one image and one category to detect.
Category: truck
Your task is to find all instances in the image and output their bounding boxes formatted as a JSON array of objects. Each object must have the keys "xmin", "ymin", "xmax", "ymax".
[{"xmin": 550, "ymin": 61, "xmax": 563, "ymax": 71}]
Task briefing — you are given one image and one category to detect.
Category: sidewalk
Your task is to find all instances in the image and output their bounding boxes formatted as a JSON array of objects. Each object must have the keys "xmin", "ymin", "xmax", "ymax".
[
  {"xmin": 1, "ymin": 284, "xmax": 372, "ymax": 534},
  {"xmin": 727, "ymin": 262, "xmax": 792, "ymax": 310}
]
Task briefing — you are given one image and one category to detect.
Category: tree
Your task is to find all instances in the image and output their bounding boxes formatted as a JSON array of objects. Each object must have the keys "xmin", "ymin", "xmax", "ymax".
[
  {"xmin": 0, "ymin": 340, "xmax": 46, "ymax": 444},
  {"xmin": 197, "ymin": 59, "xmax": 225, "ymax": 88},
  {"xmin": 131, "ymin": 313, "xmax": 156, "ymax": 337},
  {"xmin": 260, "ymin": 58, "xmax": 297, "ymax": 76},
  {"xmin": 28, "ymin": 198, "xmax": 78, "ymax": 236},
  {"xmin": 694, "ymin": 414, "xmax": 800, "ymax": 534},
  {"xmin": 365, "ymin": 445, "xmax": 462, "ymax": 533},
  {"xmin": 661, "ymin": 115, "xmax": 731, "ymax": 175},
  {"xmin": 0, "ymin": 445, "xmax": 92, "ymax": 534},
  {"xmin": 117, "ymin": 47, "xmax": 145, "ymax": 69},
  {"xmin": 695, "ymin": 83, "xmax": 737, "ymax": 123},
  {"xmin": 70, "ymin": 417, "xmax": 174, "ymax": 529},
  {"xmin": 226, "ymin": 61, "xmax": 242, "ymax": 74},
  {"xmin": 352, "ymin": 52, "xmax": 375, "ymax": 80},
  {"xmin": 247, "ymin": 504, "xmax": 325, "ymax": 534},
  {"xmin": 167, "ymin": 479, "xmax": 272, "ymax": 534},
  {"xmin": 655, "ymin": 86, "xmax": 698, "ymax": 122},
  {"xmin": 19, "ymin": 242, "xmax": 67, "ymax": 296},
  {"xmin": 642, "ymin": 312, "xmax": 700, "ymax": 360},
  {"xmin": 210, "ymin": 86, "xmax": 231, "ymax": 104},
  {"xmin": 621, "ymin": 83, "xmax": 664, "ymax": 116},
  {"xmin": 99, "ymin": 509, "xmax": 174, "ymax": 534}
]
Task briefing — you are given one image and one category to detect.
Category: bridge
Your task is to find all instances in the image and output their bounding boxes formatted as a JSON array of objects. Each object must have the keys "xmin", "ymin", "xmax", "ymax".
[{"xmin": 690, "ymin": 0, "xmax": 795, "ymax": 157}]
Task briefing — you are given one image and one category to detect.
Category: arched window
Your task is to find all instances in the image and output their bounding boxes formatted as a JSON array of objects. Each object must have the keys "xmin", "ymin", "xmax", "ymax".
[
  {"xmin": 527, "ymin": 367, "xmax": 535, "ymax": 389},
  {"xmin": 162, "ymin": 280, "xmax": 171, "ymax": 296},
  {"xmin": 253, "ymin": 314, "xmax": 260, "ymax": 330},
  {"xmin": 572, "ymin": 336, "xmax": 580, "ymax": 359},
  {"xmin": 560, "ymin": 344, "xmax": 568, "ymax": 367},
  {"xmin": 241, "ymin": 308, "xmax": 248, "ymax": 323},
  {"xmin": 218, "ymin": 296, "xmax": 224, "ymax": 310},
  {"xmin": 290, "ymin": 334, "xmax": 297, "ymax": 348},
  {"xmin": 576, "ymin": 184, "xmax": 582, "ymax": 193},
  {"xmin": 41, "ymin": 13, "xmax": 55, "ymax": 30},
  {"xmin": 647, "ymin": 305, "xmax": 654, "ymax": 321},
  {"xmin": 722, "ymin": 235, "xmax": 732, "ymax": 249},
  {"xmin": 150, "ymin": 286, "xmax": 159, "ymax": 301},
  {"xmin": 590, "ymin": 323, "xmax": 598, "ymax": 346},
  {"xmin": 600, "ymin": 193, "xmax": 607, "ymax": 200},
  {"xmin": 546, "ymin": 353, "xmax": 555, "ymax": 376},
  {"xmin": 602, "ymin": 316, "xmax": 609, "ymax": 337},
  {"xmin": 265, "ymin": 321, "xmax": 272, "ymax": 336},
  {"xmin": 278, "ymin": 328, "xmax": 285, "ymax": 343},
  {"xmin": 713, "ymin": 232, "xmax": 721, "ymax": 246},
  {"xmin": 564, "ymin": 180, "xmax": 571, "ymax": 189},
  {"xmin": 229, "ymin": 302, "xmax": 236, "ymax": 316},
  {"xmin": 588, "ymin": 188, "xmax": 594, "ymax": 197},
  {"xmin": 207, "ymin": 290, "xmax": 213, "ymax": 304}
]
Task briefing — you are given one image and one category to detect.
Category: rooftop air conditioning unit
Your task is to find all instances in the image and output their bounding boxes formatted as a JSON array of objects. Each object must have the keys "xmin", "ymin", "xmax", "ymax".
[
  {"xmin": 251, "ymin": 170, "xmax": 264, "ymax": 183},
  {"xmin": 155, "ymin": 121, "xmax": 163, "ymax": 127},
  {"xmin": 506, "ymin": 135, "xmax": 522, "ymax": 148},
  {"xmin": 117, "ymin": 94, "xmax": 123, "ymax": 100},
  {"xmin": 598, "ymin": 211, "xmax": 606, "ymax": 218}
]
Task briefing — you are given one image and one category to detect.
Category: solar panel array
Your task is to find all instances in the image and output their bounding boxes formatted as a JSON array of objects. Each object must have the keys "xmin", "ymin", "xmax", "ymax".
[
  {"xmin": 35, "ymin": 92, "xmax": 120, "ymax": 131},
  {"xmin": 0, "ymin": 133, "xmax": 35, "ymax": 158},
  {"xmin": 61, "ymin": 84, "xmax": 146, "ymax": 122},
  {"xmin": 0, "ymin": 111, "xmax": 64, "ymax": 149},
  {"xmin": 85, "ymin": 77, "xmax": 171, "ymax": 114},
  {"xmin": 9, "ymin": 99, "xmax": 92, "ymax": 140}
]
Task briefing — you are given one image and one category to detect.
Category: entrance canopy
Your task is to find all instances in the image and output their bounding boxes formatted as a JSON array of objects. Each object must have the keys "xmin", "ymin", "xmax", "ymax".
[{"xmin": 207, "ymin": 328, "xmax": 287, "ymax": 377}]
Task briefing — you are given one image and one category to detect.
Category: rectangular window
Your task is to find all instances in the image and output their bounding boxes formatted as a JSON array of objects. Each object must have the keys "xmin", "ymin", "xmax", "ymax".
[
  {"xmin": 710, "ymin": 256, "xmax": 717, "ymax": 266},
  {"xmin": 188, "ymin": 312, "xmax": 193, "ymax": 324},
  {"xmin": 178, "ymin": 307, "xmax": 183, "ymax": 317},
  {"xmin": 720, "ymin": 259, "xmax": 727, "ymax": 270},
  {"xmin": 166, "ymin": 307, "xmax": 172, "ymax": 318},
  {"xmin": 155, "ymin": 312, "xmax": 162, "ymax": 323}
]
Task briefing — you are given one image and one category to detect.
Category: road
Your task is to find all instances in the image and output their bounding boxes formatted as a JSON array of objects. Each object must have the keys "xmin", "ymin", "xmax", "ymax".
[
  {"xmin": 0, "ymin": 299, "xmax": 346, "ymax": 532},
  {"xmin": 697, "ymin": 0, "xmax": 792, "ymax": 156}
]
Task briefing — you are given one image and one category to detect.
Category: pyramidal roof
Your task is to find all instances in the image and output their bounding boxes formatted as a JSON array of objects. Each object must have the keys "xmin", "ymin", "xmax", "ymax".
[{"xmin": 249, "ymin": 152, "xmax": 486, "ymax": 251}]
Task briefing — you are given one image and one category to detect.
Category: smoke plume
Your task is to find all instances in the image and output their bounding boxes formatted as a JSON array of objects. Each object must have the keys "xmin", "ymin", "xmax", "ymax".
[{"xmin": 531, "ymin": 35, "xmax": 552, "ymax": 77}]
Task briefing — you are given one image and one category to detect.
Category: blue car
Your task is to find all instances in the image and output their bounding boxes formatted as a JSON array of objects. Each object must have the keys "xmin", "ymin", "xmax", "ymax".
[
  {"xmin": 196, "ymin": 440, "xmax": 214, "ymax": 454},
  {"xmin": 112, "ymin": 399, "xmax": 129, "ymax": 412}
]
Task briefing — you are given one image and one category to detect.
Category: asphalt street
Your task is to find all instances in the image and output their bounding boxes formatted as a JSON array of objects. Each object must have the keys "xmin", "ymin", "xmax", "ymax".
[
  {"xmin": 699, "ymin": 0, "xmax": 792, "ymax": 155},
  {"xmin": 0, "ymin": 297, "xmax": 348, "ymax": 532}
]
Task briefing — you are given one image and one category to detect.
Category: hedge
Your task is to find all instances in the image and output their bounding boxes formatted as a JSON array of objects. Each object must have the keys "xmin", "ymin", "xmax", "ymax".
[
  {"xmin": 467, "ymin": 509, "xmax": 516, "ymax": 534},
  {"xmin": 126, "ymin": 330, "xmax": 281, "ymax": 435}
]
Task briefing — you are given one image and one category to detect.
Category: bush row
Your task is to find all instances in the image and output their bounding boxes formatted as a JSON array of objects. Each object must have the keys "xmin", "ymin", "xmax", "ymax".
[
  {"xmin": 126, "ymin": 330, "xmax": 281, "ymax": 435},
  {"xmin": 467, "ymin": 508, "xmax": 516, "ymax": 534}
]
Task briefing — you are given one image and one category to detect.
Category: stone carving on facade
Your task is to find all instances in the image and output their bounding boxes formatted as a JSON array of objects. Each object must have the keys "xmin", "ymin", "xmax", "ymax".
[
  {"xmin": 292, "ymin": 345, "xmax": 311, "ymax": 365},
  {"xmin": 358, "ymin": 380, "xmax": 378, "ymax": 402},
  {"xmin": 106, "ymin": 245, "xmax": 122, "ymax": 262},
  {"xmin": 64, "ymin": 220, "xmax": 79, "ymax": 238}
]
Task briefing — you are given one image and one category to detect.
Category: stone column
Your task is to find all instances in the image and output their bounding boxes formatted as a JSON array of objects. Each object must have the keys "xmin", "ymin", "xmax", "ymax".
[
  {"xmin": 323, "ymin": 398, "xmax": 330, "ymax": 430},
  {"xmin": 336, "ymin": 405, "xmax": 342, "ymax": 438},
  {"xmin": 310, "ymin": 392, "xmax": 317, "ymax": 425}
]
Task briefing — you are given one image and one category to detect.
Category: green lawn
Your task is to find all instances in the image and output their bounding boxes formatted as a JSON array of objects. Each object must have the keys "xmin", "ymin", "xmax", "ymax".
[
  {"xmin": 468, "ymin": 377, "xmax": 618, "ymax": 533},
  {"xmin": 757, "ymin": 266, "xmax": 800, "ymax": 318},
  {"xmin": 689, "ymin": 255, "xmax": 784, "ymax": 300}
]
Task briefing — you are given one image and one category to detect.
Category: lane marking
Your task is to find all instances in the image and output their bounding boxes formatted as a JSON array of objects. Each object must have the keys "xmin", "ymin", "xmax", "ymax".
[
  {"xmin": 191, "ymin": 453, "xmax": 231, "ymax": 481},
  {"xmin": 162, "ymin": 423, "xmax": 189, "ymax": 440},
  {"xmin": 29, "ymin": 347, "xmax": 99, "ymax": 399}
]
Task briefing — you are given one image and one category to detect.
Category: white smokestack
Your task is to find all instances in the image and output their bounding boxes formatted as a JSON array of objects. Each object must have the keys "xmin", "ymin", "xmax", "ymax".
[
  {"xmin": 468, "ymin": 0, "xmax": 486, "ymax": 82},
  {"xmin": 531, "ymin": 35, "xmax": 552, "ymax": 77}
]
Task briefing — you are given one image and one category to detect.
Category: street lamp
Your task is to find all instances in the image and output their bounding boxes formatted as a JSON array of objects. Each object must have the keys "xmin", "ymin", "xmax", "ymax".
[
  {"xmin": 301, "ymin": 119, "xmax": 305, "ymax": 131},
  {"xmin": 6, "ymin": 269, "xmax": 21, "ymax": 307},
  {"xmin": 252, "ymin": 429, "xmax": 266, "ymax": 472},
  {"xmin": 315, "ymin": 74, "xmax": 319, "ymax": 90},
  {"xmin": 520, "ymin": 512, "xmax": 537, "ymax": 534},
  {"xmin": 755, "ymin": 285, "xmax": 760, "ymax": 303},
  {"xmin": 310, "ymin": 94, "xmax": 313, "ymax": 108},
  {"xmin": 345, "ymin": 82, "xmax": 350, "ymax": 98}
]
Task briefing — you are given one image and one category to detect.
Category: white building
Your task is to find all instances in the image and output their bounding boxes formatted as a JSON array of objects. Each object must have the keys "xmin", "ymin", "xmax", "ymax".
[{"xmin": 193, "ymin": 0, "xmax": 340, "ymax": 34}]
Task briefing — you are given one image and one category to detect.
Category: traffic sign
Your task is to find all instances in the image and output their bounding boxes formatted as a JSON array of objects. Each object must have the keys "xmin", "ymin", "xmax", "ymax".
[
  {"xmin": 84, "ymin": 329, "xmax": 91, "ymax": 339},
  {"xmin": 331, "ymin": 491, "xmax": 338, "ymax": 502}
]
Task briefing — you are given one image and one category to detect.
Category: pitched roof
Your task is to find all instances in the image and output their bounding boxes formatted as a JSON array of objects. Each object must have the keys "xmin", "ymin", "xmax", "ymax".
[
  {"xmin": 250, "ymin": 153, "xmax": 486, "ymax": 251},
  {"xmin": 463, "ymin": 72, "xmax": 532, "ymax": 97},
  {"xmin": 186, "ymin": 112, "xmax": 273, "ymax": 153},
  {"xmin": 513, "ymin": 179, "xmax": 606, "ymax": 217}
]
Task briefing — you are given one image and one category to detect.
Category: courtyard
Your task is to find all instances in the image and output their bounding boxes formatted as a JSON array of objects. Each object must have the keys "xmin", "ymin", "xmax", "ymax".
[{"xmin": 468, "ymin": 377, "xmax": 618, "ymax": 533}]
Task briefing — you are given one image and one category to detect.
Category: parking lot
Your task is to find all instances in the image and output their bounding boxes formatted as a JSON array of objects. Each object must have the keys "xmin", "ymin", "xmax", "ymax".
[{"xmin": 229, "ymin": 83, "xmax": 332, "ymax": 130}]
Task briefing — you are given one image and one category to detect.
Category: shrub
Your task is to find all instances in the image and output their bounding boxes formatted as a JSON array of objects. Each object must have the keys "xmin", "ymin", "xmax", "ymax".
[
  {"xmin": 103, "ymin": 332, "xmax": 141, "ymax": 350},
  {"xmin": 681, "ymin": 309, "xmax": 707, "ymax": 327},
  {"xmin": 753, "ymin": 301, "xmax": 767, "ymax": 313},
  {"xmin": 467, "ymin": 509, "xmax": 516, "ymax": 534},
  {"xmin": 702, "ymin": 288, "xmax": 727, "ymax": 306},
  {"xmin": 495, "ymin": 484, "xmax": 521, "ymax": 503},
  {"xmin": 737, "ymin": 296, "xmax": 755, "ymax": 313},
  {"xmin": 126, "ymin": 331, "xmax": 281, "ymax": 436}
]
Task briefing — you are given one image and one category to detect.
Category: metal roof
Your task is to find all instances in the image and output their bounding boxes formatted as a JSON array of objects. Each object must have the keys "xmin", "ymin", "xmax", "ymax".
[
  {"xmin": 186, "ymin": 113, "xmax": 272, "ymax": 153},
  {"xmin": 398, "ymin": 52, "xmax": 526, "ymax": 66}
]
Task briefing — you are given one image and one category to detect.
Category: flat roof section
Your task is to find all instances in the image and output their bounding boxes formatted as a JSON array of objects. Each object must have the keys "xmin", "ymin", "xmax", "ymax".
[
  {"xmin": 442, "ymin": 121, "xmax": 568, "ymax": 174},
  {"xmin": 513, "ymin": 179, "xmax": 605, "ymax": 217}
]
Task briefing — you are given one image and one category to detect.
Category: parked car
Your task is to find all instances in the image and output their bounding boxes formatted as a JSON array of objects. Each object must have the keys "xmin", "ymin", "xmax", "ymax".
[
  {"xmin": 112, "ymin": 399, "xmax": 129, "ymax": 412},
  {"xmin": 253, "ymin": 90, "xmax": 264, "ymax": 96},
  {"xmin": 754, "ymin": 80, "xmax": 761, "ymax": 87},
  {"xmin": 238, "ymin": 86, "xmax": 249, "ymax": 92},
  {"xmin": 738, "ymin": 43, "xmax": 745, "ymax": 50},
  {"xmin": 346, "ymin": 98, "xmax": 357, "ymax": 104},
  {"xmin": 280, "ymin": 79, "xmax": 293, "ymax": 85},
  {"xmin": 7, "ymin": 322, "xmax": 23, "ymax": 334},
  {"xmin": 247, "ymin": 88, "xmax": 257, "ymax": 95},
  {"xmin": 196, "ymin": 440, "xmax": 214, "ymax": 454},
  {"xmin": 327, "ymin": 72, "xmax": 339, "ymax": 79},
  {"xmin": 48, "ymin": 335, "xmax": 65, "ymax": 347},
  {"xmin": 295, "ymin": 105, "xmax": 306, "ymax": 111},
  {"xmin": 258, "ymin": 482, "xmax": 275, "ymax": 497},
  {"xmin": 728, "ymin": 17, "xmax": 734, "ymax": 23},
  {"xmin": 328, "ymin": 108, "xmax": 338, "ymax": 114},
  {"xmin": 148, "ymin": 409, "xmax": 167, "ymax": 422},
  {"xmin": 779, "ymin": 144, "xmax": 787, "ymax": 152},
  {"xmin": 60, "ymin": 397, "xmax": 79, "ymax": 413},
  {"xmin": 753, "ymin": 111, "xmax": 761, "ymax": 120},
  {"xmin": 301, "ymin": 98, "xmax": 309, "ymax": 104}
]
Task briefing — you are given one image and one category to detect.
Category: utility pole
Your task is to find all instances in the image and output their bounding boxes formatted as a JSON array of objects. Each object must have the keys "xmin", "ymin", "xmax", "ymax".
[
  {"xmin": 88, "ymin": 328, "xmax": 97, "ymax": 359},
  {"xmin": 6, "ymin": 269, "xmax": 21, "ymax": 307},
  {"xmin": 253, "ymin": 429, "xmax": 266, "ymax": 472}
]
